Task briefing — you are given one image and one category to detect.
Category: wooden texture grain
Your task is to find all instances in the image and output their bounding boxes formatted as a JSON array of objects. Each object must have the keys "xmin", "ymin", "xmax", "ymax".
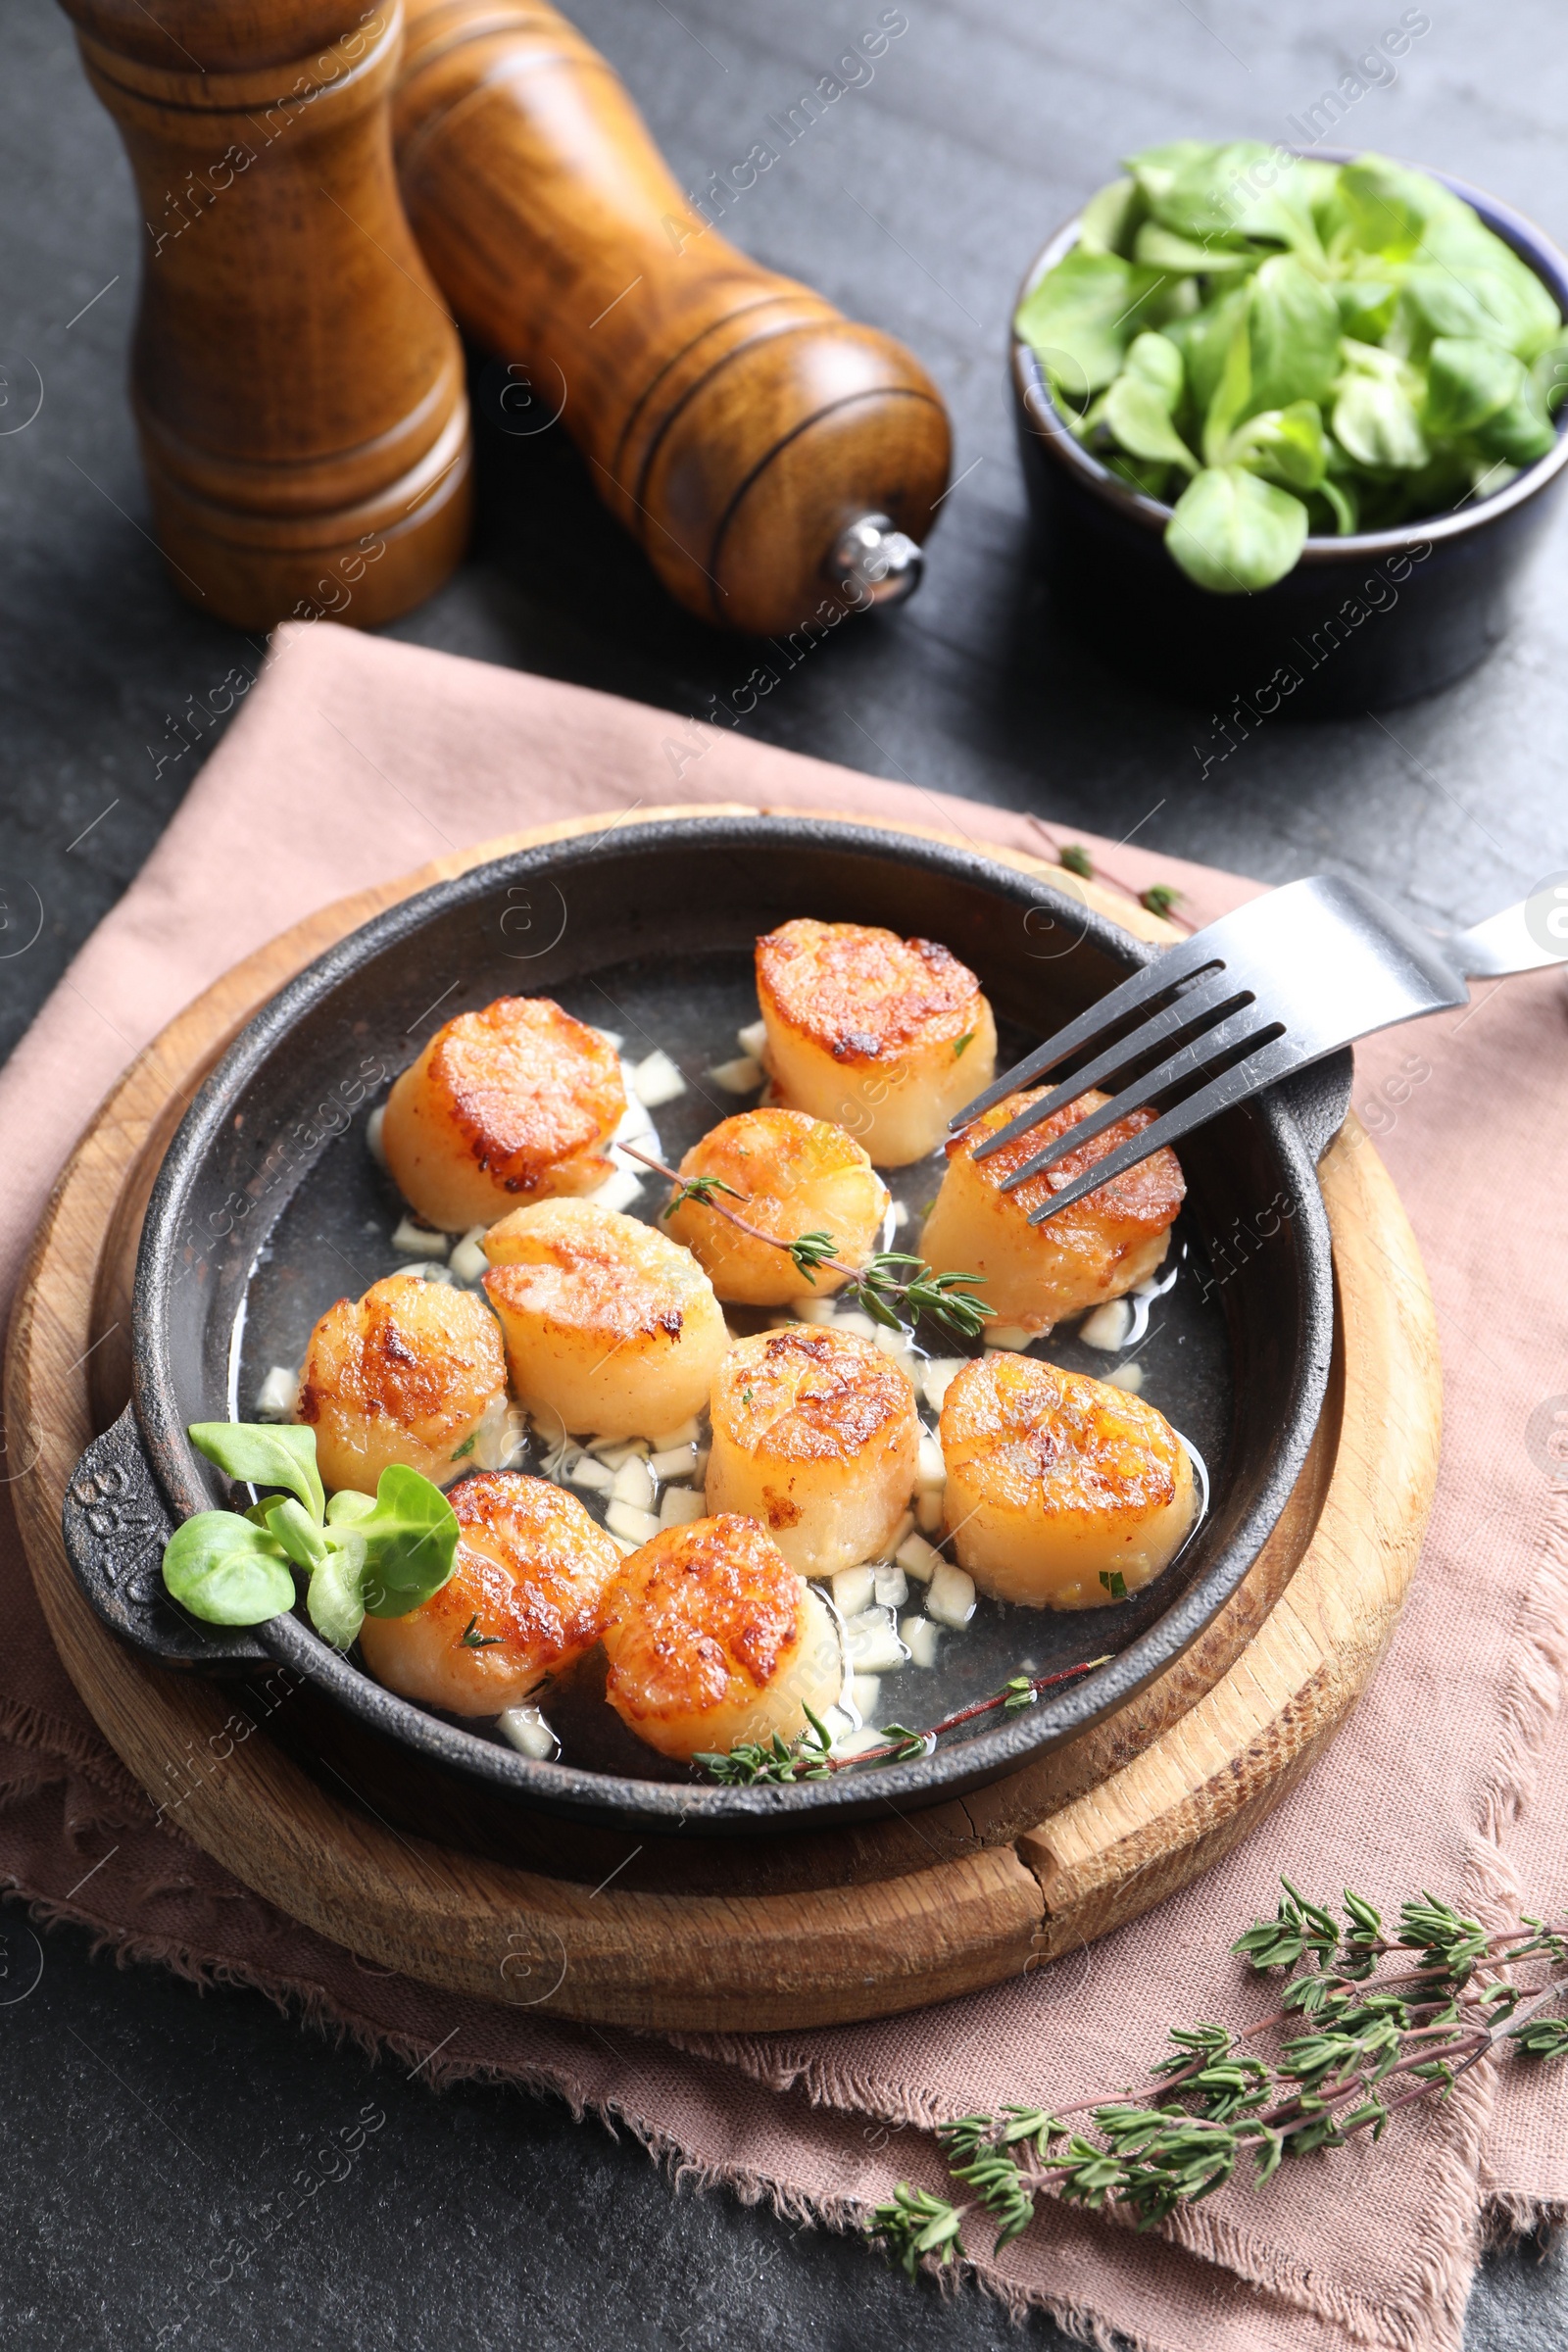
[
  {"xmin": 6, "ymin": 810, "xmax": 1442, "ymax": 2030},
  {"xmin": 391, "ymin": 0, "xmax": 951, "ymax": 633},
  {"xmin": 58, "ymin": 0, "xmax": 471, "ymax": 629}
]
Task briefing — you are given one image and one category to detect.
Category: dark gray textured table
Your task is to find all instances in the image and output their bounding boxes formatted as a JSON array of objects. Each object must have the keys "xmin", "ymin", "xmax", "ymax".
[{"xmin": 2, "ymin": 0, "xmax": 1564, "ymax": 2342}]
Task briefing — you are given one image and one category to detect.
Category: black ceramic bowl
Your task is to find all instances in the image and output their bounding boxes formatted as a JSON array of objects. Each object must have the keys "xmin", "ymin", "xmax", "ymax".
[
  {"xmin": 63, "ymin": 818, "xmax": 1347, "ymax": 1852},
  {"xmin": 1011, "ymin": 159, "xmax": 1568, "ymax": 718}
]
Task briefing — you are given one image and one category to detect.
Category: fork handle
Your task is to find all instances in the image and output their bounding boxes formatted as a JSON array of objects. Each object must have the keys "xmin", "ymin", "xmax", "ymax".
[{"xmin": 1447, "ymin": 890, "xmax": 1568, "ymax": 978}]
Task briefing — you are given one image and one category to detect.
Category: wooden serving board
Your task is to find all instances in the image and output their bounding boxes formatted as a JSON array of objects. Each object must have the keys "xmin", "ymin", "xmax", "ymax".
[{"xmin": 5, "ymin": 810, "xmax": 1443, "ymax": 2031}]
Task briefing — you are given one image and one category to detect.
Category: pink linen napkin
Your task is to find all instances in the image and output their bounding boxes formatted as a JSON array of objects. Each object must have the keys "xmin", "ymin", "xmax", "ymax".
[{"xmin": 1, "ymin": 618, "xmax": 1563, "ymax": 2352}]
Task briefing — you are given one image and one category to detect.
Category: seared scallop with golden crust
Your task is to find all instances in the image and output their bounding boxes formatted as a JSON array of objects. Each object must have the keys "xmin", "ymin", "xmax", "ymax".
[
  {"xmin": 358, "ymin": 1473, "xmax": 620, "ymax": 1716},
  {"xmin": 602, "ymin": 1513, "xmax": 841, "ymax": 1762},
  {"xmin": 940, "ymin": 1354, "xmax": 1196, "ymax": 1609},
  {"xmin": 755, "ymin": 918, "xmax": 997, "ymax": 1166},
  {"xmin": 382, "ymin": 996, "xmax": 624, "ymax": 1232},
  {"xmin": 920, "ymin": 1088, "xmax": 1183, "ymax": 1335},
  {"xmin": 296, "ymin": 1272, "xmax": 510, "ymax": 1494},
  {"xmin": 706, "ymin": 1324, "xmax": 920, "ymax": 1578},
  {"xmin": 483, "ymin": 1199, "xmax": 727, "ymax": 1442},
  {"xmin": 662, "ymin": 1107, "xmax": 890, "ymax": 1304}
]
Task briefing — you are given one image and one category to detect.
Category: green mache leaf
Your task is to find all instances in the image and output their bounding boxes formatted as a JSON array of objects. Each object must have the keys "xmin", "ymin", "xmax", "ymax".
[
  {"xmin": 1124, "ymin": 139, "xmax": 1218, "ymax": 218},
  {"xmin": 1076, "ymin": 174, "xmax": 1145, "ymax": 259},
  {"xmin": 1014, "ymin": 248, "xmax": 1168, "ymax": 405},
  {"xmin": 325, "ymin": 1489, "xmax": 378, "ymax": 1529},
  {"xmin": 261, "ymin": 1495, "xmax": 331, "ymax": 1573},
  {"xmin": 1104, "ymin": 454, "xmax": 1171, "ymax": 500},
  {"xmin": 1133, "ymin": 222, "xmax": 1255, "ymax": 275},
  {"xmin": 1165, "ymin": 282, "xmax": 1250, "ymax": 419},
  {"xmin": 1333, "ymin": 276, "xmax": 1398, "ymax": 344},
  {"xmin": 1103, "ymin": 375, "xmax": 1198, "ymax": 473},
  {"xmin": 1424, "ymin": 336, "xmax": 1525, "ymax": 438},
  {"xmin": 1201, "ymin": 313, "xmax": 1252, "ymax": 465},
  {"xmin": 1473, "ymin": 382, "xmax": 1558, "ymax": 466},
  {"xmin": 1122, "ymin": 330, "xmax": 1185, "ymax": 406},
  {"xmin": 162, "ymin": 1510, "xmax": 296, "ymax": 1627},
  {"xmin": 356, "ymin": 1463, "xmax": 461, "ymax": 1618},
  {"xmin": 1247, "ymin": 255, "xmax": 1342, "ymax": 415},
  {"xmin": 188, "ymin": 1420, "xmax": 324, "ymax": 1526},
  {"xmin": 1132, "ymin": 140, "xmax": 1279, "ymax": 248},
  {"xmin": 1317, "ymin": 474, "xmax": 1358, "ymax": 534},
  {"xmin": 1334, "ymin": 371, "xmax": 1428, "ymax": 469},
  {"xmin": 1227, "ymin": 400, "xmax": 1328, "ymax": 492},
  {"xmin": 307, "ymin": 1533, "xmax": 368, "ymax": 1650},
  {"xmin": 1335, "ymin": 157, "xmax": 1436, "ymax": 260},
  {"xmin": 1166, "ymin": 466, "xmax": 1308, "ymax": 594}
]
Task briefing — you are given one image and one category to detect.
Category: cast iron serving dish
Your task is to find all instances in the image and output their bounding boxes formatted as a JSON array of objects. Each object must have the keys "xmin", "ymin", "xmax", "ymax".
[{"xmin": 63, "ymin": 818, "xmax": 1348, "ymax": 1843}]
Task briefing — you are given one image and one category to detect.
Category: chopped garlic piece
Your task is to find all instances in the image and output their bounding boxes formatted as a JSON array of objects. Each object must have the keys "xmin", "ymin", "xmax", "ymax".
[
  {"xmin": 791, "ymin": 1295, "xmax": 838, "ymax": 1326},
  {"xmin": 649, "ymin": 1417, "xmax": 701, "ymax": 1450},
  {"xmin": 886, "ymin": 1510, "xmax": 915, "ymax": 1555},
  {"xmin": 659, "ymin": 1485, "xmax": 706, "ymax": 1529},
  {"xmin": 1079, "ymin": 1297, "xmax": 1133, "ymax": 1350},
  {"xmin": 834, "ymin": 1725, "xmax": 888, "ymax": 1758},
  {"xmin": 915, "ymin": 1489, "xmax": 945, "ymax": 1535},
  {"xmin": 889, "ymin": 1200, "xmax": 910, "ymax": 1232},
  {"xmin": 566, "ymin": 1455, "xmax": 614, "ymax": 1493},
  {"xmin": 920, "ymin": 1357, "xmax": 965, "ymax": 1412},
  {"xmin": 586, "ymin": 1167, "xmax": 645, "ymax": 1215},
  {"xmin": 873, "ymin": 1564, "xmax": 907, "ymax": 1610},
  {"xmin": 631, "ymin": 1048, "xmax": 687, "ymax": 1106},
  {"xmin": 986, "ymin": 1325, "xmax": 1035, "ymax": 1352},
  {"xmin": 901, "ymin": 1616, "xmax": 942, "ymax": 1669},
  {"xmin": 849, "ymin": 1674, "xmax": 882, "ymax": 1721},
  {"xmin": 611, "ymin": 1455, "xmax": 657, "ymax": 1511},
  {"xmin": 1105, "ymin": 1361, "xmax": 1146, "ymax": 1394},
  {"xmin": 846, "ymin": 1609, "xmax": 908, "ymax": 1674},
  {"xmin": 650, "ymin": 1443, "xmax": 698, "ymax": 1479},
  {"xmin": 872, "ymin": 1325, "xmax": 918, "ymax": 1384},
  {"xmin": 498, "ymin": 1706, "xmax": 559, "ymax": 1761},
  {"xmin": 736, "ymin": 1017, "xmax": 767, "ymax": 1058},
  {"xmin": 255, "ymin": 1365, "xmax": 300, "ymax": 1422},
  {"xmin": 709, "ymin": 1054, "xmax": 762, "ymax": 1094},
  {"xmin": 392, "ymin": 1215, "xmax": 448, "ymax": 1258},
  {"xmin": 589, "ymin": 1438, "xmax": 650, "ymax": 1467},
  {"xmin": 448, "ymin": 1225, "xmax": 489, "ymax": 1284},
  {"xmin": 398, "ymin": 1261, "xmax": 458, "ymax": 1287},
  {"xmin": 606, "ymin": 1499, "xmax": 660, "ymax": 1544},
  {"xmin": 831, "ymin": 1563, "xmax": 876, "ymax": 1619},
  {"xmin": 916, "ymin": 1434, "xmax": 946, "ymax": 1489},
  {"xmin": 896, "ymin": 1532, "xmax": 943, "ymax": 1584},
  {"xmin": 367, "ymin": 1103, "xmax": 386, "ymax": 1167},
  {"xmin": 596, "ymin": 1027, "xmax": 624, "ymax": 1051},
  {"xmin": 927, "ymin": 1559, "xmax": 977, "ymax": 1629},
  {"xmin": 832, "ymin": 1308, "xmax": 878, "ymax": 1340}
]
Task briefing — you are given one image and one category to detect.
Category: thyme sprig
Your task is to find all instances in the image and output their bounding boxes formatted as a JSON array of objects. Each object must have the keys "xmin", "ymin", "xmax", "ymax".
[
  {"xmin": 694, "ymin": 1659, "xmax": 1115, "ymax": 1784},
  {"xmin": 624, "ymin": 1145, "xmax": 991, "ymax": 1341},
  {"xmin": 870, "ymin": 1881, "xmax": 1568, "ymax": 2280}
]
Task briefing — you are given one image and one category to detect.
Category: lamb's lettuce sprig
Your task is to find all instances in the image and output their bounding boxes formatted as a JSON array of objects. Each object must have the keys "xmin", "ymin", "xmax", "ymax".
[
  {"xmin": 162, "ymin": 1422, "xmax": 459, "ymax": 1649},
  {"xmin": 1016, "ymin": 144, "xmax": 1567, "ymax": 591}
]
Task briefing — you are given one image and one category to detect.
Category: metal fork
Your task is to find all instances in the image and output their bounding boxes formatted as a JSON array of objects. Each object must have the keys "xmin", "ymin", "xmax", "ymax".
[{"xmin": 955, "ymin": 873, "xmax": 1568, "ymax": 1222}]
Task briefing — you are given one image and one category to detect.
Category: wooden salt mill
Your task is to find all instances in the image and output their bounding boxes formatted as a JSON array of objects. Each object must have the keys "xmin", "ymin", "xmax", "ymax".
[
  {"xmin": 60, "ymin": 0, "xmax": 471, "ymax": 630},
  {"xmin": 394, "ymin": 0, "xmax": 951, "ymax": 635}
]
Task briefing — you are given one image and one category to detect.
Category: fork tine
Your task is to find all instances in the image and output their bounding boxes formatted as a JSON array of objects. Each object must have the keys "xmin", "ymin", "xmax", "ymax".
[
  {"xmin": 1023, "ymin": 1036, "xmax": 1298, "ymax": 1223},
  {"xmin": 970, "ymin": 971, "xmax": 1250, "ymax": 1162},
  {"xmin": 950, "ymin": 938, "xmax": 1223, "ymax": 1130},
  {"xmin": 1000, "ymin": 1010, "xmax": 1281, "ymax": 1192}
]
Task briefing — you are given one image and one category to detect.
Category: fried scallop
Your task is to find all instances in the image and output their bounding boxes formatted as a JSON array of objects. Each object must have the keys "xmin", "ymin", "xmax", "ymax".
[
  {"xmin": 920, "ymin": 1088, "xmax": 1184, "ymax": 1335},
  {"xmin": 755, "ymin": 918, "xmax": 997, "ymax": 1166},
  {"xmin": 382, "ymin": 995, "xmax": 624, "ymax": 1232},
  {"xmin": 706, "ymin": 1324, "xmax": 920, "ymax": 1577},
  {"xmin": 662, "ymin": 1107, "xmax": 890, "ymax": 1305},
  {"xmin": 601, "ymin": 1513, "xmax": 842, "ymax": 1762},
  {"xmin": 358, "ymin": 1472, "xmax": 620, "ymax": 1716},
  {"xmin": 482, "ymin": 1199, "xmax": 727, "ymax": 1441},
  {"xmin": 295, "ymin": 1272, "xmax": 510, "ymax": 1494},
  {"xmin": 940, "ymin": 1354, "xmax": 1196, "ymax": 1609}
]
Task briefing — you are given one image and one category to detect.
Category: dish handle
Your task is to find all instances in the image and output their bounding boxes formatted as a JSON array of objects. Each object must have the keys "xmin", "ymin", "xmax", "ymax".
[
  {"xmin": 1275, "ymin": 1047, "xmax": 1354, "ymax": 1165},
  {"xmin": 63, "ymin": 1403, "xmax": 272, "ymax": 1672}
]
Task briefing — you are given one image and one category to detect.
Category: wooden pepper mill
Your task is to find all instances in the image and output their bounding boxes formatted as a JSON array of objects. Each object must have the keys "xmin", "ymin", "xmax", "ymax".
[
  {"xmin": 60, "ymin": 0, "xmax": 472, "ymax": 630},
  {"xmin": 393, "ymin": 0, "xmax": 951, "ymax": 634}
]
